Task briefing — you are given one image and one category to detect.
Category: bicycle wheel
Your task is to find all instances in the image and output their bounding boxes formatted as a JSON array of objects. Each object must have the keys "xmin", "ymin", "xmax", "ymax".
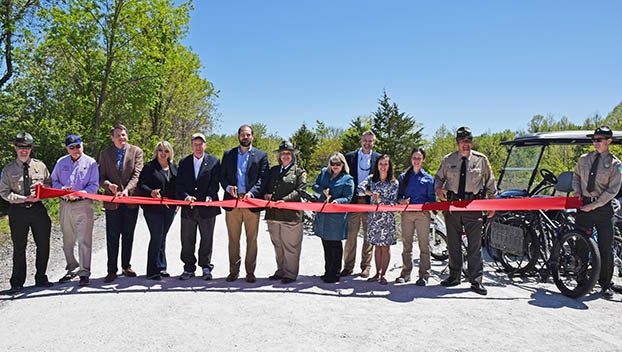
[
  {"xmin": 550, "ymin": 230, "xmax": 601, "ymax": 298},
  {"xmin": 613, "ymin": 229, "xmax": 622, "ymax": 278},
  {"xmin": 430, "ymin": 229, "xmax": 449, "ymax": 261},
  {"xmin": 493, "ymin": 216, "xmax": 540, "ymax": 275}
]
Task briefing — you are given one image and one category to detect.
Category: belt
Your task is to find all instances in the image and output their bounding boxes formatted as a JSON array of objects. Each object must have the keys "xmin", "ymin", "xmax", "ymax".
[
  {"xmin": 61, "ymin": 197, "xmax": 85, "ymax": 202},
  {"xmin": 237, "ymin": 193, "xmax": 247, "ymax": 198},
  {"xmin": 447, "ymin": 192, "xmax": 479, "ymax": 201},
  {"xmin": 11, "ymin": 202, "xmax": 42, "ymax": 209},
  {"xmin": 582, "ymin": 196, "xmax": 598, "ymax": 203}
]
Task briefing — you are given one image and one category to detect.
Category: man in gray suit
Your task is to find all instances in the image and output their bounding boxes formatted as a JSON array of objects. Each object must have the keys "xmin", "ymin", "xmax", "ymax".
[{"xmin": 99, "ymin": 124, "xmax": 144, "ymax": 283}]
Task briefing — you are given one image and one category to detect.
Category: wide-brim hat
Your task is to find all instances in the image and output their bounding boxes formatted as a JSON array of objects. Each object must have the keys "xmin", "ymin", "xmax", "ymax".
[
  {"xmin": 13, "ymin": 132, "xmax": 38, "ymax": 147},
  {"xmin": 587, "ymin": 125, "xmax": 613, "ymax": 138},
  {"xmin": 274, "ymin": 140, "xmax": 298, "ymax": 153}
]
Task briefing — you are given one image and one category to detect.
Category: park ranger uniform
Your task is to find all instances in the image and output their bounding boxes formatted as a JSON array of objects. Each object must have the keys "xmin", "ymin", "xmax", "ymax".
[
  {"xmin": 573, "ymin": 126, "xmax": 622, "ymax": 295},
  {"xmin": 0, "ymin": 133, "xmax": 52, "ymax": 291},
  {"xmin": 434, "ymin": 128, "xmax": 497, "ymax": 291}
]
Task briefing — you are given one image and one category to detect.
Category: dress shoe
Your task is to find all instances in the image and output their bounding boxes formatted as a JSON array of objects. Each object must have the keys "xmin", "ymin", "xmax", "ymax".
[
  {"xmin": 322, "ymin": 276, "xmax": 339, "ymax": 283},
  {"xmin": 268, "ymin": 274, "xmax": 283, "ymax": 281},
  {"xmin": 281, "ymin": 278, "xmax": 296, "ymax": 284},
  {"xmin": 470, "ymin": 283, "xmax": 488, "ymax": 295},
  {"xmin": 122, "ymin": 268, "xmax": 137, "ymax": 277},
  {"xmin": 8, "ymin": 286, "xmax": 23, "ymax": 294},
  {"xmin": 202, "ymin": 268, "xmax": 213, "ymax": 280},
  {"xmin": 379, "ymin": 277, "xmax": 388, "ymax": 285},
  {"xmin": 360, "ymin": 267, "xmax": 371, "ymax": 278},
  {"xmin": 35, "ymin": 280, "xmax": 54, "ymax": 288},
  {"xmin": 78, "ymin": 276, "xmax": 90, "ymax": 286},
  {"xmin": 395, "ymin": 275, "xmax": 411, "ymax": 284},
  {"xmin": 147, "ymin": 274, "xmax": 162, "ymax": 281},
  {"xmin": 226, "ymin": 273, "xmax": 239, "ymax": 282},
  {"xmin": 440, "ymin": 276, "xmax": 461, "ymax": 287},
  {"xmin": 415, "ymin": 277, "xmax": 428, "ymax": 287},
  {"xmin": 59, "ymin": 271, "xmax": 77, "ymax": 283},
  {"xmin": 159, "ymin": 270, "xmax": 171, "ymax": 278},
  {"xmin": 246, "ymin": 273, "xmax": 256, "ymax": 283},
  {"xmin": 602, "ymin": 287, "xmax": 614, "ymax": 298},
  {"xmin": 339, "ymin": 269, "xmax": 353, "ymax": 277},
  {"xmin": 104, "ymin": 272, "xmax": 117, "ymax": 283},
  {"xmin": 179, "ymin": 271, "xmax": 195, "ymax": 280}
]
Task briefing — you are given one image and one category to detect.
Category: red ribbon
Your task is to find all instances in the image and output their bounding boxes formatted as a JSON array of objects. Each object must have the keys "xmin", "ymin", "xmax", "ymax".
[{"xmin": 36, "ymin": 184, "xmax": 583, "ymax": 213}]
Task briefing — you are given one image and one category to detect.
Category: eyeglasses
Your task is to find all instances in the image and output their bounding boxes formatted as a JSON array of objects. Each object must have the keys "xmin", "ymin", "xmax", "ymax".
[
  {"xmin": 330, "ymin": 161, "xmax": 342, "ymax": 166},
  {"xmin": 592, "ymin": 138, "xmax": 606, "ymax": 143},
  {"xmin": 68, "ymin": 145, "xmax": 81, "ymax": 150},
  {"xmin": 157, "ymin": 148, "xmax": 170, "ymax": 153},
  {"xmin": 16, "ymin": 145, "xmax": 32, "ymax": 150}
]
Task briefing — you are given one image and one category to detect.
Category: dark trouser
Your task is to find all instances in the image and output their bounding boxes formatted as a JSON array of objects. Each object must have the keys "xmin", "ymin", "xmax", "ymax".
[
  {"xmin": 575, "ymin": 203, "xmax": 614, "ymax": 290},
  {"xmin": 105, "ymin": 205, "xmax": 139, "ymax": 274},
  {"xmin": 8, "ymin": 203, "xmax": 51, "ymax": 288},
  {"xmin": 180, "ymin": 208, "xmax": 216, "ymax": 273},
  {"xmin": 321, "ymin": 239, "xmax": 343, "ymax": 281},
  {"xmin": 443, "ymin": 210, "xmax": 484, "ymax": 284},
  {"xmin": 144, "ymin": 207, "xmax": 176, "ymax": 276}
]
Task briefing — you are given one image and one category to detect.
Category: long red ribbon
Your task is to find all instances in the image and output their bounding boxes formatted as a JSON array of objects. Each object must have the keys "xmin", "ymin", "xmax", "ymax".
[{"xmin": 36, "ymin": 185, "xmax": 582, "ymax": 213}]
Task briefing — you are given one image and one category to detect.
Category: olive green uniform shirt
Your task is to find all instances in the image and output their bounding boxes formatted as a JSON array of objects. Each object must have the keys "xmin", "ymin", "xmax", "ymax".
[
  {"xmin": 573, "ymin": 150, "xmax": 622, "ymax": 209},
  {"xmin": 0, "ymin": 158, "xmax": 51, "ymax": 204}
]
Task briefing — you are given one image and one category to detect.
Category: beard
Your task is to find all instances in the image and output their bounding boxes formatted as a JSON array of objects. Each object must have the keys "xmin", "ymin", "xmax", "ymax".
[{"xmin": 239, "ymin": 139, "xmax": 252, "ymax": 147}]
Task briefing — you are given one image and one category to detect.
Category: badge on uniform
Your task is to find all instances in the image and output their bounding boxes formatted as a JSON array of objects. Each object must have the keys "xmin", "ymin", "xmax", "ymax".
[{"xmin": 618, "ymin": 165, "xmax": 622, "ymax": 174}]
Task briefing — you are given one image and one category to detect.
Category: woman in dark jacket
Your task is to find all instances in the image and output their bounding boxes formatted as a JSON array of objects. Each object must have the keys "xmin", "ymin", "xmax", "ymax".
[
  {"xmin": 313, "ymin": 152, "xmax": 354, "ymax": 283},
  {"xmin": 138, "ymin": 141, "xmax": 178, "ymax": 280},
  {"xmin": 263, "ymin": 141, "xmax": 307, "ymax": 284}
]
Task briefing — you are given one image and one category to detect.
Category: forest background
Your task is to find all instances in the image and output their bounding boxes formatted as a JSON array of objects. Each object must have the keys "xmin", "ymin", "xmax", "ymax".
[{"xmin": 1, "ymin": 1, "xmax": 621, "ymax": 232}]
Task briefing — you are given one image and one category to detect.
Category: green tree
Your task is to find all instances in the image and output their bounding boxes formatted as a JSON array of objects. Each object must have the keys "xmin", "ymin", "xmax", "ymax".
[
  {"xmin": 0, "ymin": 0, "xmax": 39, "ymax": 89},
  {"xmin": 340, "ymin": 115, "xmax": 371, "ymax": 154},
  {"xmin": 290, "ymin": 122, "xmax": 318, "ymax": 171},
  {"xmin": 371, "ymin": 91, "xmax": 423, "ymax": 172}
]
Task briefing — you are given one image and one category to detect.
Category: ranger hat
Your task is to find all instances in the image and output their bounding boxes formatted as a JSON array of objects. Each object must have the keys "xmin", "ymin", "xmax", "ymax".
[
  {"xmin": 274, "ymin": 140, "xmax": 297, "ymax": 153},
  {"xmin": 65, "ymin": 134, "xmax": 82, "ymax": 147},
  {"xmin": 14, "ymin": 132, "xmax": 35, "ymax": 146},
  {"xmin": 587, "ymin": 126, "xmax": 613, "ymax": 138},
  {"xmin": 456, "ymin": 126, "xmax": 473, "ymax": 139}
]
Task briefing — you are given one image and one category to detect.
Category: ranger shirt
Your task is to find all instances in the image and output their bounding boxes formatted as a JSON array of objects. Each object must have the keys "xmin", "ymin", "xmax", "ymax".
[
  {"xmin": 573, "ymin": 150, "xmax": 622, "ymax": 209},
  {"xmin": 0, "ymin": 158, "xmax": 51, "ymax": 204},
  {"xmin": 434, "ymin": 150, "xmax": 497, "ymax": 199}
]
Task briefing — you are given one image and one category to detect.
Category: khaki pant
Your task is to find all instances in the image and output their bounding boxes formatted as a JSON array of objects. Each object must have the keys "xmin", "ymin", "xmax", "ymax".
[
  {"xmin": 343, "ymin": 208, "xmax": 373, "ymax": 272},
  {"xmin": 60, "ymin": 199, "xmax": 94, "ymax": 277},
  {"xmin": 225, "ymin": 208, "xmax": 260, "ymax": 275},
  {"xmin": 400, "ymin": 211, "xmax": 431, "ymax": 279},
  {"xmin": 267, "ymin": 220, "xmax": 303, "ymax": 280}
]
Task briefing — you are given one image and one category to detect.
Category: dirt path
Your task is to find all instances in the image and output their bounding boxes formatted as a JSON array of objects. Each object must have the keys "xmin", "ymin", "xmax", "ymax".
[{"xmin": 1, "ymin": 210, "xmax": 621, "ymax": 351}]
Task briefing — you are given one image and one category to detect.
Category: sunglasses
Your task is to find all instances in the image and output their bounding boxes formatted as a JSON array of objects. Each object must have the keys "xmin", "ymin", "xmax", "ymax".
[
  {"xmin": 157, "ymin": 148, "xmax": 170, "ymax": 153},
  {"xmin": 592, "ymin": 138, "xmax": 606, "ymax": 143},
  {"xmin": 16, "ymin": 145, "xmax": 32, "ymax": 150},
  {"xmin": 68, "ymin": 145, "xmax": 81, "ymax": 150},
  {"xmin": 330, "ymin": 161, "xmax": 342, "ymax": 166}
]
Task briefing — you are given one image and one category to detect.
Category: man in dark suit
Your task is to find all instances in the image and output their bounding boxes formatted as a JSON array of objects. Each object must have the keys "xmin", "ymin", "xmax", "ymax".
[
  {"xmin": 176, "ymin": 133, "xmax": 222, "ymax": 280},
  {"xmin": 220, "ymin": 125, "xmax": 269, "ymax": 283},
  {"xmin": 342, "ymin": 130, "xmax": 381, "ymax": 278},
  {"xmin": 99, "ymin": 124, "xmax": 143, "ymax": 283}
]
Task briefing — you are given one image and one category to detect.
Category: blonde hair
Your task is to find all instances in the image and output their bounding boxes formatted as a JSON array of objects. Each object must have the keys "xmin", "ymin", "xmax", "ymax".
[
  {"xmin": 153, "ymin": 141, "xmax": 174, "ymax": 162},
  {"xmin": 327, "ymin": 152, "xmax": 349, "ymax": 174}
]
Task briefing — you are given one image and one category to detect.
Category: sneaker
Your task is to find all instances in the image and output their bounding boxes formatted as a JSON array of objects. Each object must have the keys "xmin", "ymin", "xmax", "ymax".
[
  {"xmin": 202, "ymin": 268, "xmax": 212, "ymax": 280},
  {"xmin": 159, "ymin": 270, "xmax": 171, "ymax": 278},
  {"xmin": 78, "ymin": 276, "xmax": 90, "ymax": 286},
  {"xmin": 415, "ymin": 277, "xmax": 428, "ymax": 287},
  {"xmin": 179, "ymin": 271, "xmax": 195, "ymax": 280},
  {"xmin": 59, "ymin": 271, "xmax": 77, "ymax": 283}
]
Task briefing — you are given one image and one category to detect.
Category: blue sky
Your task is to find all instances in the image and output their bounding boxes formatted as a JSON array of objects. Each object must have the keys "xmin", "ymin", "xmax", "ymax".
[{"xmin": 183, "ymin": 1, "xmax": 622, "ymax": 140}]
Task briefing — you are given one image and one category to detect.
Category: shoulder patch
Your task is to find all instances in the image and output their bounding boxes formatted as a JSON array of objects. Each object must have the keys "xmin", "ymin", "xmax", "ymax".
[{"xmin": 618, "ymin": 165, "xmax": 622, "ymax": 174}]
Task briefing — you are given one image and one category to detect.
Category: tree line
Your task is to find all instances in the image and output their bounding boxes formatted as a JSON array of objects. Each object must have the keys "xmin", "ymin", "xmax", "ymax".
[{"xmin": 2, "ymin": 1, "xmax": 622, "ymax": 200}]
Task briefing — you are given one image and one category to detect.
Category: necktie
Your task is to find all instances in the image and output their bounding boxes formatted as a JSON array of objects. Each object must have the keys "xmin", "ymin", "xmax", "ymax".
[
  {"xmin": 458, "ymin": 157, "xmax": 467, "ymax": 199},
  {"xmin": 23, "ymin": 162, "xmax": 31, "ymax": 196},
  {"xmin": 586, "ymin": 153, "xmax": 600, "ymax": 193}
]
